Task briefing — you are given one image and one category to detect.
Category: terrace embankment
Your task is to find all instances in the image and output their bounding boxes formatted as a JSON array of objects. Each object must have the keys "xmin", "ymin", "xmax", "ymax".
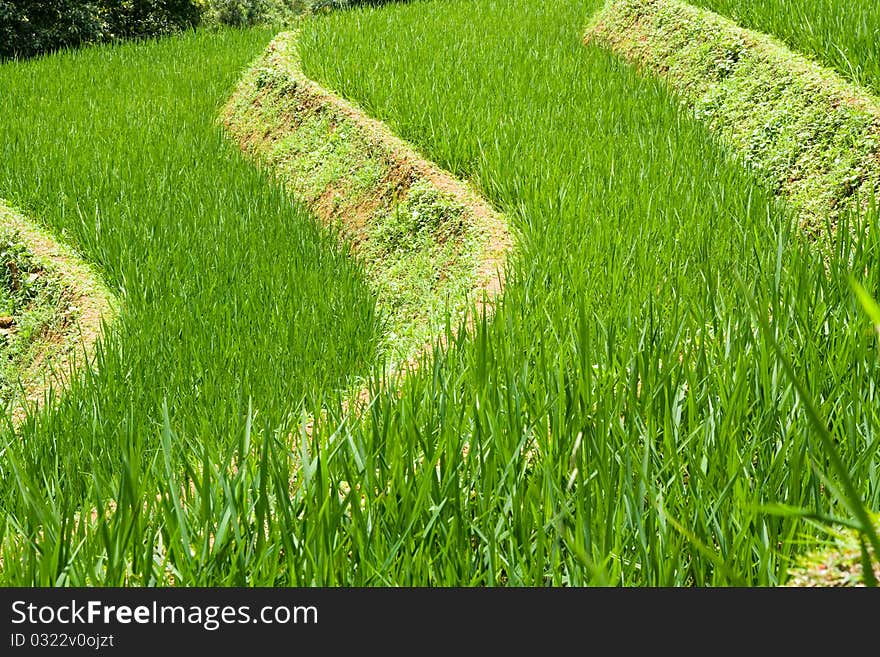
[
  {"xmin": 222, "ymin": 32, "xmax": 511, "ymax": 368},
  {"xmin": 586, "ymin": 0, "xmax": 880, "ymax": 233},
  {"xmin": 0, "ymin": 202, "xmax": 116, "ymax": 422}
]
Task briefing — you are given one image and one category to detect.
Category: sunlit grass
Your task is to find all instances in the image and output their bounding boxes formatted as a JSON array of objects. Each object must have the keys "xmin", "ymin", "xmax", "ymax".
[
  {"xmin": 296, "ymin": 0, "xmax": 880, "ymax": 585},
  {"xmin": 0, "ymin": 0, "xmax": 878, "ymax": 585},
  {"xmin": 0, "ymin": 27, "xmax": 382, "ymax": 583}
]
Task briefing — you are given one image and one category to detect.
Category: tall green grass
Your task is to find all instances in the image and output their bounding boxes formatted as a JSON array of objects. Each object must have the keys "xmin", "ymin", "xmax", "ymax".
[
  {"xmin": 295, "ymin": 0, "xmax": 880, "ymax": 584},
  {"xmin": 0, "ymin": 0, "xmax": 878, "ymax": 585},
  {"xmin": 692, "ymin": 0, "xmax": 880, "ymax": 95}
]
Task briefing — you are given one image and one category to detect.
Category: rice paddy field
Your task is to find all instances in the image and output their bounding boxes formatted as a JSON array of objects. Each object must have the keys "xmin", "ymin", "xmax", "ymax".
[{"xmin": 0, "ymin": 0, "xmax": 878, "ymax": 586}]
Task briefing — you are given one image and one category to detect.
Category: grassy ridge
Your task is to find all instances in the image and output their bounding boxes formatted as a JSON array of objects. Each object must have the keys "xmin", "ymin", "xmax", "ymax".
[
  {"xmin": 586, "ymin": 0, "xmax": 880, "ymax": 232},
  {"xmin": 691, "ymin": 0, "xmax": 880, "ymax": 95},
  {"xmin": 222, "ymin": 33, "xmax": 506, "ymax": 365},
  {"xmin": 0, "ymin": 222, "xmax": 67, "ymax": 403},
  {"xmin": 0, "ymin": 27, "xmax": 379, "ymax": 432},
  {"xmin": 298, "ymin": 0, "xmax": 880, "ymax": 584},
  {"xmin": 0, "ymin": 202, "xmax": 116, "ymax": 416}
]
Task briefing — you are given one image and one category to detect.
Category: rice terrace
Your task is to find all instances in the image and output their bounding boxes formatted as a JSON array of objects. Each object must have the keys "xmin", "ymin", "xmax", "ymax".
[{"xmin": 0, "ymin": 0, "xmax": 878, "ymax": 587}]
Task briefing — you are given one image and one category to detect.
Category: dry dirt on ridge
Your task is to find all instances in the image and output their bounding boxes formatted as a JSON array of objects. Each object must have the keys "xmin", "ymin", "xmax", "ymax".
[
  {"xmin": 223, "ymin": 32, "xmax": 512, "ymax": 366},
  {"xmin": 290, "ymin": 63, "xmax": 512, "ymax": 310},
  {"xmin": 222, "ymin": 32, "xmax": 513, "ymax": 429},
  {"xmin": 0, "ymin": 203, "xmax": 117, "ymax": 424}
]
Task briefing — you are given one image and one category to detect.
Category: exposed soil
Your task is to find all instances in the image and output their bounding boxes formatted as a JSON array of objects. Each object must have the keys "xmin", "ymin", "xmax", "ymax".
[
  {"xmin": 288, "ymin": 63, "xmax": 512, "ymax": 311},
  {"xmin": 0, "ymin": 203, "xmax": 116, "ymax": 424},
  {"xmin": 222, "ymin": 32, "xmax": 513, "ymax": 429},
  {"xmin": 786, "ymin": 520, "xmax": 880, "ymax": 587}
]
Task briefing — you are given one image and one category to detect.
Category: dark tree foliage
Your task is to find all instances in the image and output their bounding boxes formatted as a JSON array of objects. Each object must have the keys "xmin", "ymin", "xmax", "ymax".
[
  {"xmin": 0, "ymin": 0, "xmax": 201, "ymax": 60},
  {"xmin": 103, "ymin": 0, "xmax": 200, "ymax": 39},
  {"xmin": 0, "ymin": 0, "xmax": 407, "ymax": 60},
  {"xmin": 0, "ymin": 1, "xmax": 105, "ymax": 59}
]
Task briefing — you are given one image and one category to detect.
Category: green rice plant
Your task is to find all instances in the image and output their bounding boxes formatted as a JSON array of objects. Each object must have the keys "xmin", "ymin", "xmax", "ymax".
[
  {"xmin": 0, "ymin": 25, "xmax": 382, "ymax": 583},
  {"xmin": 223, "ymin": 32, "xmax": 506, "ymax": 365},
  {"xmin": 741, "ymin": 273, "xmax": 880, "ymax": 585}
]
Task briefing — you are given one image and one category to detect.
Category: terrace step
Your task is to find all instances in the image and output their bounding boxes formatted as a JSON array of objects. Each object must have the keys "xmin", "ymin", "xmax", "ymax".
[
  {"xmin": 222, "ymin": 32, "xmax": 511, "ymax": 370},
  {"xmin": 0, "ymin": 202, "xmax": 116, "ymax": 423},
  {"xmin": 586, "ymin": 0, "xmax": 880, "ymax": 233}
]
